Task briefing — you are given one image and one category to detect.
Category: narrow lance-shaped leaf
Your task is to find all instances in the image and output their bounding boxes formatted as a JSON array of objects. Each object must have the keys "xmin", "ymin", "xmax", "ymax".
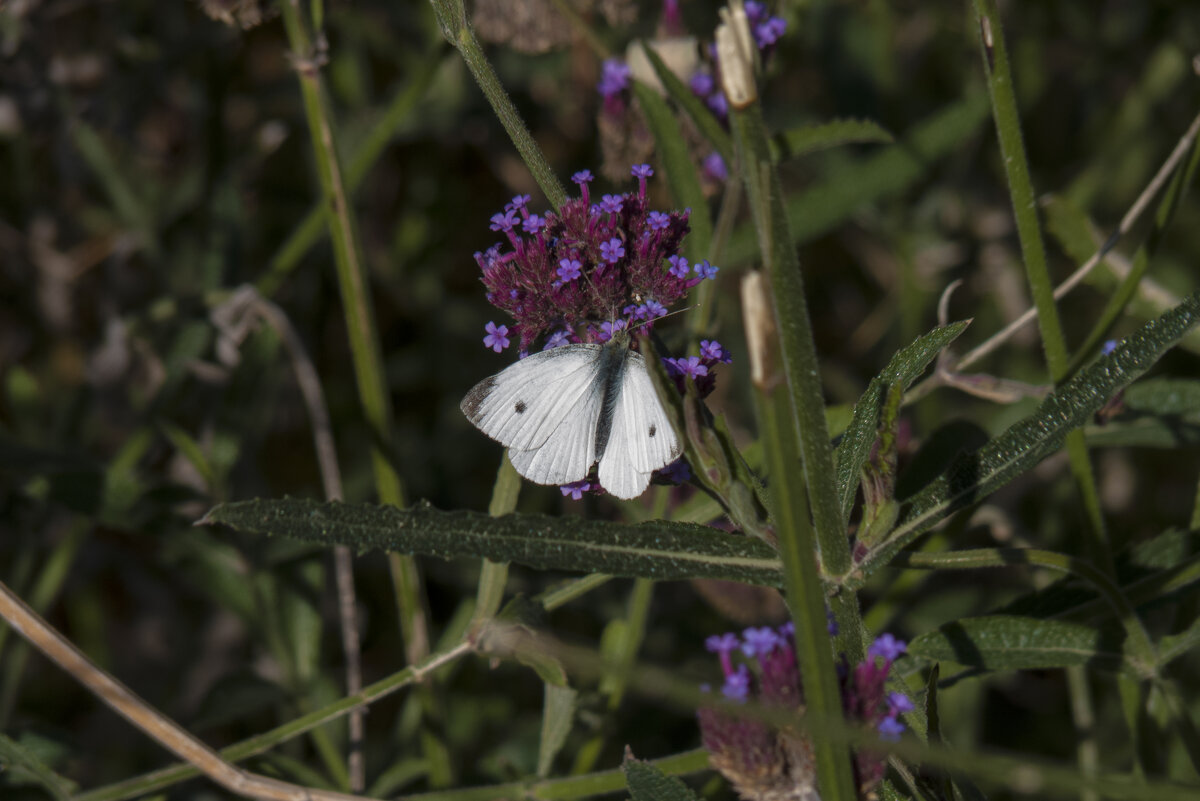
[
  {"xmin": 848, "ymin": 290, "xmax": 1200, "ymax": 587},
  {"xmin": 908, "ymin": 615, "xmax": 1128, "ymax": 674},
  {"xmin": 200, "ymin": 498, "xmax": 784, "ymax": 587},
  {"xmin": 835, "ymin": 321, "xmax": 970, "ymax": 523},
  {"xmin": 770, "ymin": 118, "xmax": 894, "ymax": 162},
  {"xmin": 725, "ymin": 94, "xmax": 990, "ymax": 265},
  {"xmin": 631, "ymin": 79, "xmax": 713, "ymax": 262},
  {"xmin": 537, "ymin": 683, "xmax": 578, "ymax": 778},
  {"xmin": 638, "ymin": 41, "xmax": 734, "ymax": 166}
]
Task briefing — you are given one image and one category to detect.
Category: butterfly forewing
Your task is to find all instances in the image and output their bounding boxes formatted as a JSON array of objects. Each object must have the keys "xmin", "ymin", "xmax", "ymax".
[
  {"xmin": 461, "ymin": 344, "xmax": 604, "ymax": 453},
  {"xmin": 597, "ymin": 350, "xmax": 682, "ymax": 499}
]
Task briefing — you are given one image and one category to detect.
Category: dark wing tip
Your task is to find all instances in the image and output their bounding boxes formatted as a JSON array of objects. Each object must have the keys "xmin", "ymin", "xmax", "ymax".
[{"xmin": 460, "ymin": 375, "xmax": 497, "ymax": 422}]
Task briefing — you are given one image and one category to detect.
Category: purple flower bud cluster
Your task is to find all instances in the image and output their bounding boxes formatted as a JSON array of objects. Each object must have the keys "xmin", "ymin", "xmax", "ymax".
[
  {"xmin": 664, "ymin": 338, "xmax": 731, "ymax": 398},
  {"xmin": 687, "ymin": 3, "xmax": 787, "ymax": 122},
  {"xmin": 745, "ymin": 1, "xmax": 788, "ymax": 50},
  {"xmin": 474, "ymin": 165, "xmax": 718, "ymax": 354},
  {"xmin": 597, "ymin": 58, "xmax": 632, "ymax": 115},
  {"xmin": 698, "ymin": 628, "xmax": 909, "ymax": 799}
]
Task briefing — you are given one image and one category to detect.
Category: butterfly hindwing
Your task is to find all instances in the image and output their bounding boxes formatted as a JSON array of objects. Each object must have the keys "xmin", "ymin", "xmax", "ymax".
[{"xmin": 597, "ymin": 349, "xmax": 682, "ymax": 499}]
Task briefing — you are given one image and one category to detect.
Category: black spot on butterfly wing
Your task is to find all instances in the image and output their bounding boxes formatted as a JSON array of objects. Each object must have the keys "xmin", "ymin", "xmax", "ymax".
[
  {"xmin": 514, "ymin": 400, "xmax": 526, "ymax": 414},
  {"xmin": 648, "ymin": 424, "xmax": 657, "ymax": 438}
]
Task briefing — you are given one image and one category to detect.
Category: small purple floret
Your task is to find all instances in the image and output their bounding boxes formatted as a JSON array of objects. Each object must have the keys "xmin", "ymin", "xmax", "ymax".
[
  {"xmin": 560, "ymin": 481, "xmax": 591, "ymax": 500},
  {"xmin": 657, "ymin": 458, "xmax": 692, "ymax": 484},
  {"xmin": 648, "ymin": 211, "xmax": 671, "ymax": 230},
  {"xmin": 522, "ymin": 214, "xmax": 546, "ymax": 234},
  {"xmin": 721, "ymin": 664, "xmax": 751, "ymax": 701},
  {"xmin": 600, "ymin": 238, "xmax": 625, "ymax": 263},
  {"xmin": 699, "ymin": 340, "xmax": 723, "ymax": 361},
  {"xmin": 706, "ymin": 93, "xmax": 728, "ymax": 118},
  {"xmin": 689, "ymin": 72, "xmax": 715, "ymax": 96},
  {"xmin": 543, "ymin": 330, "xmax": 571, "ymax": 350},
  {"xmin": 598, "ymin": 319, "xmax": 627, "ymax": 342},
  {"xmin": 489, "ymin": 209, "xmax": 519, "ymax": 232},
  {"xmin": 695, "ymin": 260, "xmax": 719, "ymax": 280},
  {"xmin": 868, "ymin": 633, "xmax": 907, "ymax": 662},
  {"xmin": 599, "ymin": 194, "xmax": 624, "ymax": 215},
  {"xmin": 483, "ymin": 321, "xmax": 511, "ymax": 353},
  {"xmin": 706, "ymin": 632, "xmax": 740, "ymax": 654},
  {"xmin": 597, "ymin": 58, "xmax": 632, "ymax": 98},
  {"xmin": 888, "ymin": 692, "xmax": 915, "ymax": 715},
  {"xmin": 741, "ymin": 626, "xmax": 781, "ymax": 657},
  {"xmin": 631, "ymin": 163, "xmax": 653, "ymax": 178},
  {"xmin": 877, "ymin": 717, "xmax": 905, "ymax": 742},
  {"xmin": 557, "ymin": 257, "xmax": 583, "ymax": 282},
  {"xmin": 1102, "ymin": 339, "xmax": 1118, "ymax": 355},
  {"xmin": 667, "ymin": 255, "xmax": 690, "ymax": 279},
  {"xmin": 703, "ymin": 152, "xmax": 728, "ymax": 182}
]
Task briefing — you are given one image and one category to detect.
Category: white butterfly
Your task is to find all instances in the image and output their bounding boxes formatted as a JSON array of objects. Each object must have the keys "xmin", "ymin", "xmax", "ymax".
[{"xmin": 460, "ymin": 331, "xmax": 682, "ymax": 499}]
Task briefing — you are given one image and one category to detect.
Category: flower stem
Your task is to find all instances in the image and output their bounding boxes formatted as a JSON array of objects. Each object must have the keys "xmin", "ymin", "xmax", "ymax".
[{"xmin": 430, "ymin": 0, "xmax": 568, "ymax": 210}]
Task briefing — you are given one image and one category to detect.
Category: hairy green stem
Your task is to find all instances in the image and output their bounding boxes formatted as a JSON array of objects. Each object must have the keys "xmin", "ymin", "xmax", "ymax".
[
  {"xmin": 429, "ymin": 0, "xmax": 567, "ymax": 209},
  {"xmin": 729, "ymin": 112, "xmax": 850, "ymax": 582},
  {"xmin": 743, "ymin": 268, "xmax": 858, "ymax": 801}
]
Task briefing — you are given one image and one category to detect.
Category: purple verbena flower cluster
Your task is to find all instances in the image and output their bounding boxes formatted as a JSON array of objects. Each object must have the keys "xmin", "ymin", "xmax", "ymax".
[
  {"xmin": 698, "ymin": 627, "xmax": 910, "ymax": 799},
  {"xmin": 474, "ymin": 165, "xmax": 717, "ymax": 354}
]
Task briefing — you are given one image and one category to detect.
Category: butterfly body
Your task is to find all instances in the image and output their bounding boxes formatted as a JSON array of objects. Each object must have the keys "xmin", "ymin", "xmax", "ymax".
[{"xmin": 461, "ymin": 333, "xmax": 681, "ymax": 499}]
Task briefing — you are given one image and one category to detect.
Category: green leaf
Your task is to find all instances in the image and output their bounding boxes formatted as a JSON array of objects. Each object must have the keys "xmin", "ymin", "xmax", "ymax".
[
  {"xmin": 537, "ymin": 683, "xmax": 578, "ymax": 778},
  {"xmin": 1043, "ymin": 194, "xmax": 1200, "ymax": 356},
  {"xmin": 997, "ymin": 528, "xmax": 1200, "ymax": 624},
  {"xmin": 835, "ymin": 321, "xmax": 970, "ymax": 523},
  {"xmin": 0, "ymin": 733, "xmax": 77, "ymax": 801},
  {"xmin": 1086, "ymin": 378, "xmax": 1200, "ymax": 448},
  {"xmin": 624, "ymin": 756, "xmax": 701, "ymax": 801},
  {"xmin": 771, "ymin": 118, "xmax": 894, "ymax": 161},
  {"xmin": 908, "ymin": 615, "xmax": 1127, "ymax": 673},
  {"xmin": 638, "ymin": 41, "xmax": 733, "ymax": 166},
  {"xmin": 201, "ymin": 498, "xmax": 784, "ymax": 587},
  {"xmin": 1086, "ymin": 419, "xmax": 1200, "ymax": 449},
  {"xmin": 1124, "ymin": 378, "xmax": 1200, "ymax": 416},
  {"xmin": 632, "ymin": 79, "xmax": 713, "ymax": 262},
  {"xmin": 852, "ymin": 291, "xmax": 1200, "ymax": 586},
  {"xmin": 1159, "ymin": 616, "xmax": 1200, "ymax": 667},
  {"xmin": 726, "ymin": 94, "xmax": 990, "ymax": 264}
]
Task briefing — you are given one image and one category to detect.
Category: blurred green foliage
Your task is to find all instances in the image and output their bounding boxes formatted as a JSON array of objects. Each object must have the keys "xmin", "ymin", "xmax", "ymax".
[{"xmin": 2, "ymin": 1, "xmax": 1200, "ymax": 799}]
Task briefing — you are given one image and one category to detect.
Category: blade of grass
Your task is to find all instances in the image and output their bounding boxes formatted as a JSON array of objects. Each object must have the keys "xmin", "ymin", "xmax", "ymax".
[
  {"xmin": 277, "ymin": 2, "xmax": 429, "ymax": 668},
  {"xmin": 971, "ymin": 0, "xmax": 1112, "ymax": 579},
  {"xmin": 258, "ymin": 49, "xmax": 444, "ymax": 297}
]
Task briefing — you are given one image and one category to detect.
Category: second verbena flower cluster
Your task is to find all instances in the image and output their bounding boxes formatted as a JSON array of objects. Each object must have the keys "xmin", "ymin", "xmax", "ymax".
[{"xmin": 698, "ymin": 626, "xmax": 913, "ymax": 800}]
